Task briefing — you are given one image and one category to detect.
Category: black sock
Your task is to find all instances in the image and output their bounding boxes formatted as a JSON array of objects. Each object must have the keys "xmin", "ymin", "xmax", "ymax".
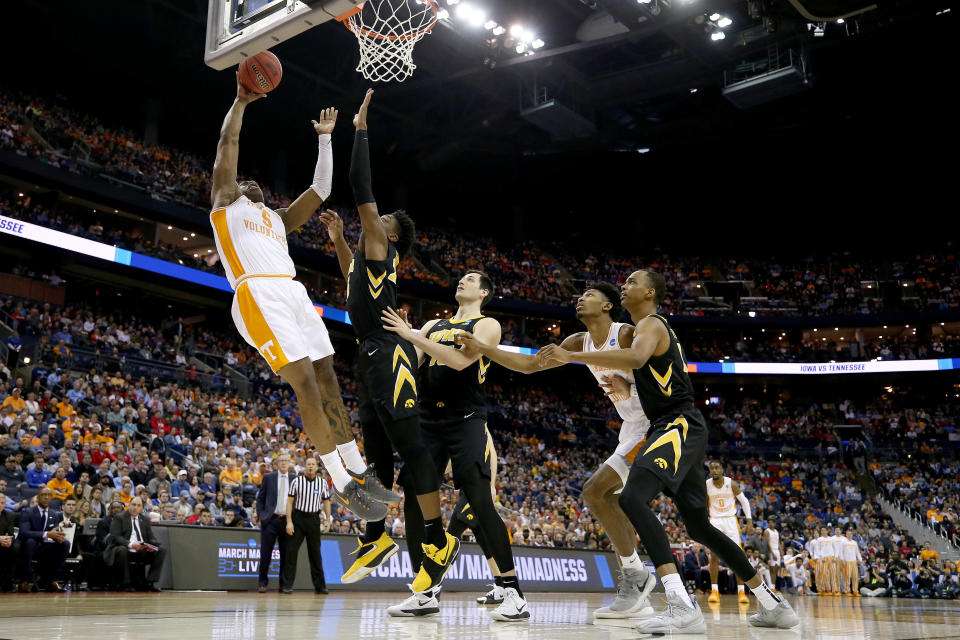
[
  {"xmin": 494, "ymin": 575, "xmax": 505, "ymax": 588},
  {"xmin": 501, "ymin": 575, "xmax": 523, "ymax": 599},
  {"xmin": 425, "ymin": 517, "xmax": 447, "ymax": 548},
  {"xmin": 364, "ymin": 519, "xmax": 385, "ymax": 544},
  {"xmin": 447, "ymin": 518, "xmax": 467, "ymax": 538}
]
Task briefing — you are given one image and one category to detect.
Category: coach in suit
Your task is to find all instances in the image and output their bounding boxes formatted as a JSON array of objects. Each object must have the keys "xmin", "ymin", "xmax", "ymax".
[
  {"xmin": 105, "ymin": 496, "xmax": 166, "ymax": 591},
  {"xmin": 0, "ymin": 495, "xmax": 19, "ymax": 591},
  {"xmin": 17, "ymin": 487, "xmax": 70, "ymax": 592},
  {"xmin": 255, "ymin": 452, "xmax": 297, "ymax": 593}
]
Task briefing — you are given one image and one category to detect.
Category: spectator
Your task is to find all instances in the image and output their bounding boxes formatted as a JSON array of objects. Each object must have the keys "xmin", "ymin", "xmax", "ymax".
[
  {"xmin": 17, "ymin": 487, "xmax": 69, "ymax": 592},
  {"xmin": 104, "ymin": 496, "xmax": 166, "ymax": 591}
]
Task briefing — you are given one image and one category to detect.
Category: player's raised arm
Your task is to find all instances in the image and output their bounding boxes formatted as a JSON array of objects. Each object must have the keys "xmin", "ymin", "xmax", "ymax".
[
  {"xmin": 276, "ymin": 108, "xmax": 338, "ymax": 233},
  {"xmin": 349, "ymin": 89, "xmax": 389, "ymax": 261},
  {"xmin": 456, "ymin": 332, "xmax": 583, "ymax": 374},
  {"xmin": 211, "ymin": 73, "xmax": 265, "ymax": 209},
  {"xmin": 319, "ymin": 210, "xmax": 352, "ymax": 281},
  {"xmin": 537, "ymin": 315, "xmax": 668, "ymax": 370}
]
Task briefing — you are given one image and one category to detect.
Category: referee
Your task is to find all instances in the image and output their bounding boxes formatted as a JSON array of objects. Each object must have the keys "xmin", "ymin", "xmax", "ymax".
[{"xmin": 283, "ymin": 457, "xmax": 331, "ymax": 594}]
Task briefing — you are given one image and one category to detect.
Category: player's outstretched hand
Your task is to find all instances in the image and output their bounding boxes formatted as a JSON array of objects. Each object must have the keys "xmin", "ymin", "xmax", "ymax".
[
  {"xmin": 600, "ymin": 374, "xmax": 631, "ymax": 398},
  {"xmin": 353, "ymin": 89, "xmax": 374, "ymax": 130},
  {"xmin": 319, "ymin": 210, "xmax": 344, "ymax": 241},
  {"xmin": 537, "ymin": 344, "xmax": 570, "ymax": 367},
  {"xmin": 236, "ymin": 71, "xmax": 267, "ymax": 103},
  {"xmin": 454, "ymin": 331, "xmax": 484, "ymax": 356},
  {"xmin": 381, "ymin": 307, "xmax": 413, "ymax": 339},
  {"xmin": 312, "ymin": 108, "xmax": 338, "ymax": 135}
]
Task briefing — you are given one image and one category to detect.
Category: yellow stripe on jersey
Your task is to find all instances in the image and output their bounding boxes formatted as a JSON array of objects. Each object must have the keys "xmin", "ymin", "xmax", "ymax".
[
  {"xmin": 211, "ymin": 208, "xmax": 245, "ymax": 281},
  {"xmin": 236, "ymin": 282, "xmax": 290, "ymax": 371}
]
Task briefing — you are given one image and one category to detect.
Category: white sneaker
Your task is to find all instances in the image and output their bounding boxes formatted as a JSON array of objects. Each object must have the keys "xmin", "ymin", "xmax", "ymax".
[
  {"xmin": 594, "ymin": 566, "xmax": 656, "ymax": 619},
  {"xmin": 749, "ymin": 599, "xmax": 801, "ymax": 629},
  {"xmin": 387, "ymin": 584, "xmax": 441, "ymax": 617},
  {"xmin": 488, "ymin": 587, "xmax": 531, "ymax": 621},
  {"xmin": 634, "ymin": 591, "xmax": 707, "ymax": 634},
  {"xmin": 478, "ymin": 584, "xmax": 506, "ymax": 605}
]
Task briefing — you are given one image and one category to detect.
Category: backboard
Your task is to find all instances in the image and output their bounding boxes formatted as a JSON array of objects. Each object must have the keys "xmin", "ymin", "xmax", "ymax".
[{"xmin": 205, "ymin": 0, "xmax": 363, "ymax": 70}]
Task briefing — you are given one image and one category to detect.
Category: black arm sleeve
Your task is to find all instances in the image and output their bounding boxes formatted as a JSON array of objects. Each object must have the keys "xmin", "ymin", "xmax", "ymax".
[{"xmin": 349, "ymin": 129, "xmax": 375, "ymax": 206}]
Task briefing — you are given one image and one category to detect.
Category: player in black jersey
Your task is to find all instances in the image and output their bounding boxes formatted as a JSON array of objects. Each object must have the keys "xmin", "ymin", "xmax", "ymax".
[
  {"xmin": 538, "ymin": 270, "xmax": 799, "ymax": 633},
  {"xmin": 318, "ymin": 89, "xmax": 458, "ymax": 593},
  {"xmin": 380, "ymin": 271, "xmax": 529, "ymax": 621}
]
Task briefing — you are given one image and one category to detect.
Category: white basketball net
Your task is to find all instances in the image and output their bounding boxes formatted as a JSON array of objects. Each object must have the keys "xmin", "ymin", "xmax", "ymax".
[{"xmin": 344, "ymin": 0, "xmax": 438, "ymax": 83}]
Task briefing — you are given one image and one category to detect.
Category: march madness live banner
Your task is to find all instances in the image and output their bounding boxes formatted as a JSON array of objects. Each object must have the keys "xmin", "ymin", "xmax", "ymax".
[{"xmin": 158, "ymin": 525, "xmax": 622, "ymax": 592}]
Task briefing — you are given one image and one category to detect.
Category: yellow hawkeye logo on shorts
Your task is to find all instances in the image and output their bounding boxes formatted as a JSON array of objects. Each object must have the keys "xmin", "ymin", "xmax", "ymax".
[
  {"xmin": 643, "ymin": 415, "xmax": 689, "ymax": 475},
  {"xmin": 392, "ymin": 345, "xmax": 417, "ymax": 408}
]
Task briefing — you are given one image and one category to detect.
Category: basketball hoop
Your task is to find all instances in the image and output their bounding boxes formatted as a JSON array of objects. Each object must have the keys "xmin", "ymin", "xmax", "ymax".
[{"xmin": 337, "ymin": 0, "xmax": 439, "ymax": 83}]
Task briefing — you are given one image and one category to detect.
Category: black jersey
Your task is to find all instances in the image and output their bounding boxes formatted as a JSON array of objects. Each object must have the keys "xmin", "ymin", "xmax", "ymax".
[
  {"xmin": 420, "ymin": 316, "xmax": 490, "ymax": 419},
  {"xmin": 346, "ymin": 244, "xmax": 400, "ymax": 342},
  {"xmin": 632, "ymin": 314, "xmax": 695, "ymax": 422}
]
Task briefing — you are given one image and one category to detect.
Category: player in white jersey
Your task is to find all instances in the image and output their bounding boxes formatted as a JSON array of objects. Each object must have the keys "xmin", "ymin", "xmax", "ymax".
[
  {"xmin": 209, "ymin": 76, "xmax": 397, "ymax": 521},
  {"xmin": 783, "ymin": 549, "xmax": 809, "ymax": 594},
  {"xmin": 763, "ymin": 522, "xmax": 783, "ymax": 591},
  {"xmin": 706, "ymin": 461, "xmax": 753, "ymax": 605},
  {"xmin": 458, "ymin": 282, "xmax": 655, "ymax": 619},
  {"xmin": 840, "ymin": 529, "xmax": 863, "ymax": 596}
]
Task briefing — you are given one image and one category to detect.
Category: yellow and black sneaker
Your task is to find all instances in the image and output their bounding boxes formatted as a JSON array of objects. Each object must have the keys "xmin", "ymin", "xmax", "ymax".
[
  {"xmin": 341, "ymin": 533, "xmax": 400, "ymax": 584},
  {"xmin": 411, "ymin": 532, "xmax": 461, "ymax": 593}
]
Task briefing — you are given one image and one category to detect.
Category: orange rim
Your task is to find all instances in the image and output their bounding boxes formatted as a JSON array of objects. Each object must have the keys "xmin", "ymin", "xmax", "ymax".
[{"xmin": 337, "ymin": 0, "xmax": 439, "ymax": 42}]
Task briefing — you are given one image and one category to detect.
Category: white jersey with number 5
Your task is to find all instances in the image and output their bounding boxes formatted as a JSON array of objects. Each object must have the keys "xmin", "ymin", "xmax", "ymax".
[{"xmin": 210, "ymin": 195, "xmax": 296, "ymax": 289}]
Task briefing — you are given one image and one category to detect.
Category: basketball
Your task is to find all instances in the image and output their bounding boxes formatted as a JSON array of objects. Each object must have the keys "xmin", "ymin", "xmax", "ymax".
[{"xmin": 238, "ymin": 51, "xmax": 282, "ymax": 94}]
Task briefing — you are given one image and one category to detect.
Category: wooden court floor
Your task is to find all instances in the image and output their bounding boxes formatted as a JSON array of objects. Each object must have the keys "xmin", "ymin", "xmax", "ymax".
[{"xmin": 0, "ymin": 591, "xmax": 958, "ymax": 639}]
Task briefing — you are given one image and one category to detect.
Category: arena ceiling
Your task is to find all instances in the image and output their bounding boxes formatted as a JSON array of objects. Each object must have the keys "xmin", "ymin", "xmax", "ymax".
[{"xmin": 8, "ymin": 0, "xmax": 957, "ymax": 248}]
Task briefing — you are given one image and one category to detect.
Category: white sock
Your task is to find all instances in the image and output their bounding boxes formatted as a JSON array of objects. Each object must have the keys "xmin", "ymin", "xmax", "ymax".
[
  {"xmin": 336, "ymin": 440, "xmax": 366, "ymax": 474},
  {"xmin": 711, "ymin": 583, "xmax": 719, "ymax": 592},
  {"xmin": 738, "ymin": 584, "xmax": 745, "ymax": 592},
  {"xmin": 751, "ymin": 582, "xmax": 783, "ymax": 610},
  {"xmin": 620, "ymin": 552, "xmax": 644, "ymax": 572},
  {"xmin": 661, "ymin": 573, "xmax": 693, "ymax": 608},
  {"xmin": 319, "ymin": 451, "xmax": 352, "ymax": 491}
]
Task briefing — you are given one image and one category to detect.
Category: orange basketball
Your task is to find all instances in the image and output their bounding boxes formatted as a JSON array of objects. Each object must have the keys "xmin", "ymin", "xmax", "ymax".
[{"xmin": 238, "ymin": 51, "xmax": 282, "ymax": 94}]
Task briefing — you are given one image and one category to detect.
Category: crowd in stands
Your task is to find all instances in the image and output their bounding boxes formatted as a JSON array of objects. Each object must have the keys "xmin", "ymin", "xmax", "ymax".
[
  {"xmin": 5, "ymin": 87, "xmax": 960, "ymax": 316},
  {"xmin": 873, "ymin": 459, "xmax": 959, "ymax": 546},
  {"xmin": 685, "ymin": 331, "xmax": 960, "ymax": 364}
]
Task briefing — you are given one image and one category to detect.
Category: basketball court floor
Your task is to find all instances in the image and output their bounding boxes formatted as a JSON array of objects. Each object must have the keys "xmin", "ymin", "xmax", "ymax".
[{"xmin": 0, "ymin": 591, "xmax": 957, "ymax": 639}]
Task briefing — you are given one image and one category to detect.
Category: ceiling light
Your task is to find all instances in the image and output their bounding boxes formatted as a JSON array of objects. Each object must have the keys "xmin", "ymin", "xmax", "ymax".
[
  {"xmin": 637, "ymin": 0, "xmax": 653, "ymax": 4},
  {"xmin": 492, "ymin": 25, "xmax": 505, "ymax": 35},
  {"xmin": 455, "ymin": 3, "xmax": 470, "ymax": 18},
  {"xmin": 446, "ymin": 0, "xmax": 459, "ymax": 4},
  {"xmin": 521, "ymin": 30, "xmax": 535, "ymax": 43},
  {"xmin": 717, "ymin": 16, "xmax": 732, "ymax": 27},
  {"xmin": 532, "ymin": 38, "xmax": 545, "ymax": 48},
  {"xmin": 468, "ymin": 8, "xmax": 486, "ymax": 26},
  {"xmin": 709, "ymin": 12, "xmax": 721, "ymax": 20},
  {"xmin": 516, "ymin": 43, "xmax": 526, "ymax": 53},
  {"xmin": 167, "ymin": 226, "xmax": 172, "ymax": 230},
  {"xmin": 182, "ymin": 236, "xmax": 188, "ymax": 241},
  {"xmin": 437, "ymin": 8, "xmax": 449, "ymax": 19},
  {"xmin": 190, "ymin": 232, "xmax": 196, "ymax": 237},
  {"xmin": 17, "ymin": 192, "xmax": 24, "ymax": 197},
  {"xmin": 710, "ymin": 31, "xmax": 725, "ymax": 40},
  {"xmin": 836, "ymin": 18, "xmax": 845, "ymax": 23},
  {"xmin": 484, "ymin": 19, "xmax": 497, "ymax": 30},
  {"xmin": 510, "ymin": 24, "xmax": 524, "ymax": 37}
]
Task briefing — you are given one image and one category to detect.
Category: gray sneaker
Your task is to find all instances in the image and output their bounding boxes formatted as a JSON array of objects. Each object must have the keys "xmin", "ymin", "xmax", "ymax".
[
  {"xmin": 333, "ymin": 478, "xmax": 389, "ymax": 521},
  {"xmin": 635, "ymin": 591, "xmax": 707, "ymax": 635},
  {"xmin": 749, "ymin": 599, "xmax": 801, "ymax": 629},
  {"xmin": 349, "ymin": 464, "xmax": 402, "ymax": 504},
  {"xmin": 594, "ymin": 566, "xmax": 656, "ymax": 619}
]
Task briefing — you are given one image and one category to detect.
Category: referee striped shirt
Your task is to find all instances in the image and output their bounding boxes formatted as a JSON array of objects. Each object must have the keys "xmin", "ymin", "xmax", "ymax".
[{"xmin": 288, "ymin": 473, "xmax": 331, "ymax": 514}]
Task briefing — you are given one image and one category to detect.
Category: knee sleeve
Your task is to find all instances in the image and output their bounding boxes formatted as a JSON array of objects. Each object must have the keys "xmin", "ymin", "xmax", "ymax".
[
  {"xmin": 617, "ymin": 468, "xmax": 675, "ymax": 568},
  {"xmin": 360, "ymin": 417, "xmax": 397, "ymax": 489},
  {"xmin": 382, "ymin": 415, "xmax": 440, "ymax": 494}
]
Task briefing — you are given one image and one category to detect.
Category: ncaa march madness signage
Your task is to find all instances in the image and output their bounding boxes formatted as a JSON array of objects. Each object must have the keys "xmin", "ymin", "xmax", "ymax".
[{"xmin": 160, "ymin": 525, "xmax": 621, "ymax": 592}]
